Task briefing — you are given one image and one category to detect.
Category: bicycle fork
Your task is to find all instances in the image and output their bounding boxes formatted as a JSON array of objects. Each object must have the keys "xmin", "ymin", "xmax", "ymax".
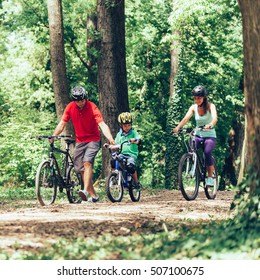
[{"xmin": 186, "ymin": 153, "xmax": 197, "ymax": 177}]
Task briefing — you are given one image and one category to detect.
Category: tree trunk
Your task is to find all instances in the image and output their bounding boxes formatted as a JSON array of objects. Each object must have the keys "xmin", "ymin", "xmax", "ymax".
[
  {"xmin": 169, "ymin": 30, "xmax": 180, "ymax": 98},
  {"xmin": 86, "ymin": 14, "xmax": 98, "ymax": 87},
  {"xmin": 97, "ymin": 0, "xmax": 129, "ymax": 178},
  {"xmin": 238, "ymin": 117, "xmax": 247, "ymax": 184},
  {"xmin": 237, "ymin": 0, "xmax": 260, "ymax": 186},
  {"xmin": 47, "ymin": 0, "xmax": 74, "ymax": 136}
]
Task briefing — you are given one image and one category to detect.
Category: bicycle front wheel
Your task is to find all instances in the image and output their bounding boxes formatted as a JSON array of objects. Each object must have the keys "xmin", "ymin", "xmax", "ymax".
[
  {"xmin": 178, "ymin": 153, "xmax": 199, "ymax": 201},
  {"xmin": 106, "ymin": 173, "xmax": 124, "ymax": 203},
  {"xmin": 66, "ymin": 166, "xmax": 84, "ymax": 203},
  {"xmin": 36, "ymin": 159, "xmax": 57, "ymax": 206},
  {"xmin": 204, "ymin": 157, "xmax": 219, "ymax": 199}
]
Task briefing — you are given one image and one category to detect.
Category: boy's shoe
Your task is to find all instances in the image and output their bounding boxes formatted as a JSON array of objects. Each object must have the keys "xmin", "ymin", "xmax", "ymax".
[
  {"xmin": 78, "ymin": 190, "xmax": 88, "ymax": 201},
  {"xmin": 87, "ymin": 196, "xmax": 99, "ymax": 203},
  {"xmin": 206, "ymin": 177, "xmax": 214, "ymax": 186},
  {"xmin": 136, "ymin": 182, "xmax": 142, "ymax": 189}
]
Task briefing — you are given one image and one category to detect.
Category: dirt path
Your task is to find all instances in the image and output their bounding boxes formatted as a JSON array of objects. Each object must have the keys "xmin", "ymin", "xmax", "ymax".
[{"xmin": 0, "ymin": 190, "xmax": 235, "ymax": 252}]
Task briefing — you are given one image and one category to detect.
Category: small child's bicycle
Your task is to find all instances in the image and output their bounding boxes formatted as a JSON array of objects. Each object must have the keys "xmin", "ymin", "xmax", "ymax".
[{"xmin": 104, "ymin": 140, "xmax": 141, "ymax": 203}]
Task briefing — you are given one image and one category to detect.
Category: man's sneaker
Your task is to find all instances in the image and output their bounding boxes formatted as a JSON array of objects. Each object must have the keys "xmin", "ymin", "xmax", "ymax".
[
  {"xmin": 206, "ymin": 177, "xmax": 214, "ymax": 186},
  {"xmin": 87, "ymin": 196, "xmax": 99, "ymax": 203},
  {"xmin": 78, "ymin": 190, "xmax": 88, "ymax": 201},
  {"xmin": 136, "ymin": 182, "xmax": 142, "ymax": 189}
]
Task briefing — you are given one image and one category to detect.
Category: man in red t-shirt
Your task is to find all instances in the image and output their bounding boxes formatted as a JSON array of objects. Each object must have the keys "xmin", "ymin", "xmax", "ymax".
[{"xmin": 51, "ymin": 86, "xmax": 115, "ymax": 202}]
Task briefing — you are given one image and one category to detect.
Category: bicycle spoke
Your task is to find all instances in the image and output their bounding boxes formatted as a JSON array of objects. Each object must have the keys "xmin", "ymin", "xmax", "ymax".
[
  {"xmin": 178, "ymin": 154, "xmax": 199, "ymax": 201},
  {"xmin": 106, "ymin": 173, "xmax": 123, "ymax": 202},
  {"xmin": 129, "ymin": 179, "xmax": 141, "ymax": 202},
  {"xmin": 66, "ymin": 166, "xmax": 83, "ymax": 203},
  {"xmin": 36, "ymin": 160, "xmax": 57, "ymax": 206}
]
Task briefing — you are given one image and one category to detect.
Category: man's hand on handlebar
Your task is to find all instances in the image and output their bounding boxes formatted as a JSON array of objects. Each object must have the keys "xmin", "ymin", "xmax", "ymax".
[{"xmin": 48, "ymin": 137, "xmax": 55, "ymax": 144}]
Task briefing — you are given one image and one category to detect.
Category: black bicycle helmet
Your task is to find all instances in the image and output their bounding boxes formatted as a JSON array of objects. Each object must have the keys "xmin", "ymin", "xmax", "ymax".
[
  {"xmin": 71, "ymin": 86, "xmax": 87, "ymax": 101},
  {"xmin": 118, "ymin": 112, "xmax": 133, "ymax": 124},
  {"xmin": 192, "ymin": 85, "xmax": 208, "ymax": 97}
]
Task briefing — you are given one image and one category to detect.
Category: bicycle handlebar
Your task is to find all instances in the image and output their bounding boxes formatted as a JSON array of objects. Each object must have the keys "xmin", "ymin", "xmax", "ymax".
[
  {"xmin": 173, "ymin": 125, "xmax": 213, "ymax": 136},
  {"xmin": 103, "ymin": 139, "xmax": 138, "ymax": 152},
  {"xmin": 30, "ymin": 135, "xmax": 73, "ymax": 140}
]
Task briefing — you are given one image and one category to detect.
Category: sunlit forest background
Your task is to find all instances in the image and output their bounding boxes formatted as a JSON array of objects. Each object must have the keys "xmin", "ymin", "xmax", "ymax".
[
  {"xmin": 0, "ymin": 0, "xmax": 260, "ymax": 261},
  {"xmin": 0, "ymin": 0, "xmax": 243, "ymax": 190}
]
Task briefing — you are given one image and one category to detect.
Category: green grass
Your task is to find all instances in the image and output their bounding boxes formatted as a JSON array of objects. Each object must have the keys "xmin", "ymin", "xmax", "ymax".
[
  {"xmin": 0, "ymin": 220, "xmax": 259, "ymax": 260},
  {"xmin": 0, "ymin": 186, "xmax": 36, "ymax": 200}
]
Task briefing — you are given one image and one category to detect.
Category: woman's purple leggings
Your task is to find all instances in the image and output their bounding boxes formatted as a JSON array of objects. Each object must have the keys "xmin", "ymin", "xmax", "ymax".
[{"xmin": 194, "ymin": 136, "xmax": 216, "ymax": 166}]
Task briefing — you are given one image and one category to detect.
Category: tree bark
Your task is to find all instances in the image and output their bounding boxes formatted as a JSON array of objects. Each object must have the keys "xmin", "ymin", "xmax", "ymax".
[
  {"xmin": 170, "ymin": 30, "xmax": 180, "ymax": 98},
  {"xmin": 237, "ymin": 0, "xmax": 260, "ymax": 185},
  {"xmin": 97, "ymin": 0, "xmax": 129, "ymax": 178},
  {"xmin": 47, "ymin": 0, "xmax": 74, "ymax": 136}
]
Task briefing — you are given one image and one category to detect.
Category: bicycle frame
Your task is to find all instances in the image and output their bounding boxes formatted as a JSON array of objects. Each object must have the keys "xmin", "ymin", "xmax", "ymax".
[
  {"xmin": 48, "ymin": 142, "xmax": 74, "ymax": 188},
  {"xmin": 33, "ymin": 135, "xmax": 83, "ymax": 206},
  {"xmin": 113, "ymin": 154, "xmax": 132, "ymax": 188},
  {"xmin": 184, "ymin": 128, "xmax": 207, "ymax": 184}
]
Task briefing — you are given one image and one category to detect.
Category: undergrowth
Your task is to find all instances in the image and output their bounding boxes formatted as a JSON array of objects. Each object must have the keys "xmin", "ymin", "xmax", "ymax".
[{"xmin": 0, "ymin": 218, "xmax": 259, "ymax": 260}]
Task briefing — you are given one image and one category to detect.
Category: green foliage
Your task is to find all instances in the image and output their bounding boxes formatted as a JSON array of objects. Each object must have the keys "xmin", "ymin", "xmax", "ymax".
[
  {"xmin": 0, "ymin": 0, "xmax": 244, "ymax": 191},
  {"xmin": 63, "ymin": 0, "xmax": 98, "ymax": 96},
  {"xmin": 1, "ymin": 218, "xmax": 259, "ymax": 260},
  {"xmin": 0, "ymin": 0, "xmax": 94, "ymax": 186},
  {"xmin": 126, "ymin": 0, "xmax": 172, "ymax": 187},
  {"xmin": 0, "ymin": 0, "xmax": 258, "ymax": 262},
  {"xmin": 231, "ymin": 166, "xmax": 260, "ymax": 228},
  {"xmin": 134, "ymin": 110, "xmax": 166, "ymax": 188},
  {"xmin": 166, "ymin": 0, "xmax": 243, "ymax": 186},
  {"xmin": 164, "ymin": 91, "xmax": 184, "ymax": 188},
  {"xmin": 0, "ymin": 108, "xmax": 55, "ymax": 186},
  {"xmin": 0, "ymin": 186, "xmax": 35, "ymax": 200}
]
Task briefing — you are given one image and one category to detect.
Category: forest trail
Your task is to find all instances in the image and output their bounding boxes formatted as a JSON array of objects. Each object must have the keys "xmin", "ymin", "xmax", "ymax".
[{"xmin": 0, "ymin": 190, "xmax": 235, "ymax": 253}]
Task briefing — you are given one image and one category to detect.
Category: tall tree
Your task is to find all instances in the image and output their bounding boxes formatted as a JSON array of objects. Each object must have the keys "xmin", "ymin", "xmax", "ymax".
[
  {"xmin": 165, "ymin": 1, "xmax": 183, "ymax": 188},
  {"xmin": 47, "ymin": 0, "xmax": 73, "ymax": 135},
  {"xmin": 237, "ymin": 0, "xmax": 260, "ymax": 183},
  {"xmin": 97, "ymin": 0, "xmax": 129, "ymax": 177}
]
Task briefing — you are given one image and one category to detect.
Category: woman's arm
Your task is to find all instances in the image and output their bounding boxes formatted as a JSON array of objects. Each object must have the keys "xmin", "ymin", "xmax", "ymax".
[
  {"xmin": 205, "ymin": 103, "xmax": 218, "ymax": 129},
  {"xmin": 172, "ymin": 105, "xmax": 195, "ymax": 133}
]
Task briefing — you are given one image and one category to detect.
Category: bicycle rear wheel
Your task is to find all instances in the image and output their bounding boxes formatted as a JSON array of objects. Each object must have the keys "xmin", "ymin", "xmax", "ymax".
[
  {"xmin": 178, "ymin": 153, "xmax": 199, "ymax": 201},
  {"xmin": 129, "ymin": 178, "xmax": 141, "ymax": 202},
  {"xmin": 66, "ymin": 166, "xmax": 84, "ymax": 203},
  {"xmin": 106, "ymin": 173, "xmax": 124, "ymax": 203},
  {"xmin": 204, "ymin": 157, "xmax": 219, "ymax": 199},
  {"xmin": 36, "ymin": 159, "xmax": 57, "ymax": 206}
]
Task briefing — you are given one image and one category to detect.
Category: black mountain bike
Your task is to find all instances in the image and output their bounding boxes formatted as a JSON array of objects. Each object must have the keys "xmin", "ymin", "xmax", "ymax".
[
  {"xmin": 177, "ymin": 127, "xmax": 218, "ymax": 201},
  {"xmin": 104, "ymin": 140, "xmax": 141, "ymax": 203},
  {"xmin": 32, "ymin": 135, "xmax": 83, "ymax": 206}
]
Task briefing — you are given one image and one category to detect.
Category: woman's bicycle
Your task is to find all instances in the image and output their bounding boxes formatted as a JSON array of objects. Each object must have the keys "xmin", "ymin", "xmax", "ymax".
[
  {"xmin": 104, "ymin": 140, "xmax": 141, "ymax": 203},
  {"xmin": 177, "ymin": 127, "xmax": 218, "ymax": 201},
  {"xmin": 32, "ymin": 135, "xmax": 83, "ymax": 206}
]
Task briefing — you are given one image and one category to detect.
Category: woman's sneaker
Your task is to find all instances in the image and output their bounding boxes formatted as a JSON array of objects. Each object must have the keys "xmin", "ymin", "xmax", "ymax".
[
  {"xmin": 206, "ymin": 177, "xmax": 214, "ymax": 186},
  {"xmin": 78, "ymin": 190, "xmax": 88, "ymax": 201},
  {"xmin": 87, "ymin": 196, "xmax": 99, "ymax": 203}
]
